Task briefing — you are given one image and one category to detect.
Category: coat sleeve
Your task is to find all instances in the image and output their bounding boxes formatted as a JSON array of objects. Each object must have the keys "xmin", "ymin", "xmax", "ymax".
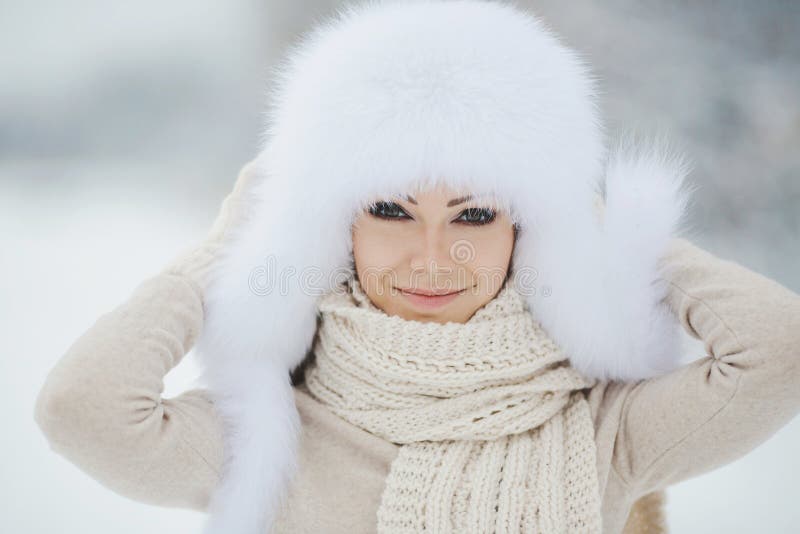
[
  {"xmin": 33, "ymin": 272, "xmax": 224, "ymax": 511},
  {"xmin": 608, "ymin": 237, "xmax": 800, "ymax": 497}
]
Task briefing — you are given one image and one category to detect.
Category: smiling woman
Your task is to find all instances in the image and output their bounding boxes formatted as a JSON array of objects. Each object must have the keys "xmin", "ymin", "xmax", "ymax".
[
  {"xmin": 31, "ymin": 1, "xmax": 800, "ymax": 533},
  {"xmin": 352, "ymin": 184, "xmax": 517, "ymax": 324}
]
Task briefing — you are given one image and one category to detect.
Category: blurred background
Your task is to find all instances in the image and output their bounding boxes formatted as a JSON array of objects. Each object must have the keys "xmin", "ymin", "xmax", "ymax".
[{"xmin": 2, "ymin": 1, "xmax": 798, "ymax": 532}]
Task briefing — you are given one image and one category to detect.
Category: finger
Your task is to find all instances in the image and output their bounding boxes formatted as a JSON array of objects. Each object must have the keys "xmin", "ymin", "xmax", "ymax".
[{"xmin": 208, "ymin": 160, "xmax": 260, "ymax": 242}]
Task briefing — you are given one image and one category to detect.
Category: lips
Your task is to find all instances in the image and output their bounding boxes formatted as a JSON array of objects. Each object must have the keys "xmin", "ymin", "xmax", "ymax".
[
  {"xmin": 398, "ymin": 288, "xmax": 463, "ymax": 297},
  {"xmin": 397, "ymin": 286, "xmax": 465, "ymax": 309}
]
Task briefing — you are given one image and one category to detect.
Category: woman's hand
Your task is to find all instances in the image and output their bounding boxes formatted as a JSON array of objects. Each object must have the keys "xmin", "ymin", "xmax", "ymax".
[
  {"xmin": 32, "ymin": 165, "xmax": 265, "ymax": 508},
  {"xmin": 161, "ymin": 160, "xmax": 259, "ymax": 295}
]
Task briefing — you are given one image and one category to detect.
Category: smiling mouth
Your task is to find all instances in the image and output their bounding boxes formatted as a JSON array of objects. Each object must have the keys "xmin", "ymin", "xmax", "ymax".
[
  {"xmin": 395, "ymin": 286, "xmax": 469, "ymax": 310},
  {"xmin": 397, "ymin": 287, "xmax": 465, "ymax": 297}
]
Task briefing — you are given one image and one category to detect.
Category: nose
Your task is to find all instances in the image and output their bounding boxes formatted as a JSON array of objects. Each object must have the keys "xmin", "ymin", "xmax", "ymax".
[{"xmin": 409, "ymin": 224, "xmax": 456, "ymax": 278}]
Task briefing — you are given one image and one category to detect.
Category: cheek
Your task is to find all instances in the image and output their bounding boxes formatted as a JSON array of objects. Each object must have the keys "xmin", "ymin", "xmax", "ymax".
[
  {"xmin": 454, "ymin": 226, "xmax": 513, "ymax": 296},
  {"xmin": 464, "ymin": 227, "xmax": 514, "ymax": 271},
  {"xmin": 352, "ymin": 220, "xmax": 407, "ymax": 273}
]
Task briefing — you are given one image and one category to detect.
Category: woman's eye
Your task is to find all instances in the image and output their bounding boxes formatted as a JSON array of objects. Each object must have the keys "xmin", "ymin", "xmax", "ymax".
[
  {"xmin": 367, "ymin": 201, "xmax": 411, "ymax": 220},
  {"xmin": 455, "ymin": 207, "xmax": 496, "ymax": 225}
]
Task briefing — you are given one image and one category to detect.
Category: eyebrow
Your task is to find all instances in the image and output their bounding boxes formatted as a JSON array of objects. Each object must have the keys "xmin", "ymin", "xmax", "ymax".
[{"xmin": 404, "ymin": 194, "xmax": 473, "ymax": 207}]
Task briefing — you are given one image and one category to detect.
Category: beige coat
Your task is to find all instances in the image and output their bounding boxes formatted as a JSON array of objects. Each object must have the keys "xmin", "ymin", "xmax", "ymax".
[{"xmin": 34, "ymin": 237, "xmax": 800, "ymax": 532}]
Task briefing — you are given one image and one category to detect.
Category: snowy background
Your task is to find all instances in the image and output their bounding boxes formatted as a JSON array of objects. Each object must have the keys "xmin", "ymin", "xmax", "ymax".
[{"xmin": 2, "ymin": 1, "xmax": 798, "ymax": 532}]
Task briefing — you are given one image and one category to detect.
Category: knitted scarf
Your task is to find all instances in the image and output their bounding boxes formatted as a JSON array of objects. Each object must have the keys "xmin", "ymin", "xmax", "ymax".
[{"xmin": 303, "ymin": 278, "xmax": 603, "ymax": 533}]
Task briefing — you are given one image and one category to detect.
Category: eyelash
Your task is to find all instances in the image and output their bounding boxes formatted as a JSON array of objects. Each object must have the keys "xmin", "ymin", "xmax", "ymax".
[{"xmin": 367, "ymin": 201, "xmax": 497, "ymax": 226}]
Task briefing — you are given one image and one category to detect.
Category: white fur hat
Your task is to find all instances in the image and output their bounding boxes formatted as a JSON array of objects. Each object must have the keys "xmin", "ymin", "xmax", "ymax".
[{"xmin": 194, "ymin": 1, "xmax": 694, "ymax": 532}]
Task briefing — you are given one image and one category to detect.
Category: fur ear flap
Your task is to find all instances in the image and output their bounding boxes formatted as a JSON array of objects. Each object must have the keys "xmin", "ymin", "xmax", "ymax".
[
  {"xmin": 194, "ymin": 149, "xmax": 357, "ymax": 533},
  {"xmin": 200, "ymin": 359, "xmax": 300, "ymax": 534},
  {"xmin": 521, "ymin": 136, "xmax": 697, "ymax": 382}
]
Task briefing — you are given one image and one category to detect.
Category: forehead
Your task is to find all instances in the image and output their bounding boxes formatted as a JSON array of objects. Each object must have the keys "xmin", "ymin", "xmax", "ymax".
[
  {"xmin": 406, "ymin": 182, "xmax": 471, "ymax": 197},
  {"xmin": 394, "ymin": 183, "xmax": 503, "ymax": 207}
]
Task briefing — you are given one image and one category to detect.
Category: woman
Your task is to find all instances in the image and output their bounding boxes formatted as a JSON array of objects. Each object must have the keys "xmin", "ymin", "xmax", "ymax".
[{"xmin": 34, "ymin": 1, "xmax": 800, "ymax": 533}]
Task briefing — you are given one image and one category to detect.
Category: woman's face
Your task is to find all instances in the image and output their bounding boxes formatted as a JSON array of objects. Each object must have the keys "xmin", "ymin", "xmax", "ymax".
[{"xmin": 351, "ymin": 183, "xmax": 515, "ymax": 324}]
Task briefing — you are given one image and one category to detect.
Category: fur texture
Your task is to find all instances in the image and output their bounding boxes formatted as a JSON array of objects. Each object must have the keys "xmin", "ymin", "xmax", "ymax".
[{"xmin": 193, "ymin": 1, "xmax": 695, "ymax": 532}]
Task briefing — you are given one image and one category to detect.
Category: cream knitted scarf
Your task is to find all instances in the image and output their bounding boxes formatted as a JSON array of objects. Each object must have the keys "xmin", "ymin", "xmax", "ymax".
[{"xmin": 304, "ymin": 278, "xmax": 603, "ymax": 533}]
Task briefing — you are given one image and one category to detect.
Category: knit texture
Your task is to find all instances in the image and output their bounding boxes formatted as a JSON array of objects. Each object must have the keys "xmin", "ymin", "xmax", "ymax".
[{"xmin": 304, "ymin": 278, "xmax": 603, "ymax": 533}]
